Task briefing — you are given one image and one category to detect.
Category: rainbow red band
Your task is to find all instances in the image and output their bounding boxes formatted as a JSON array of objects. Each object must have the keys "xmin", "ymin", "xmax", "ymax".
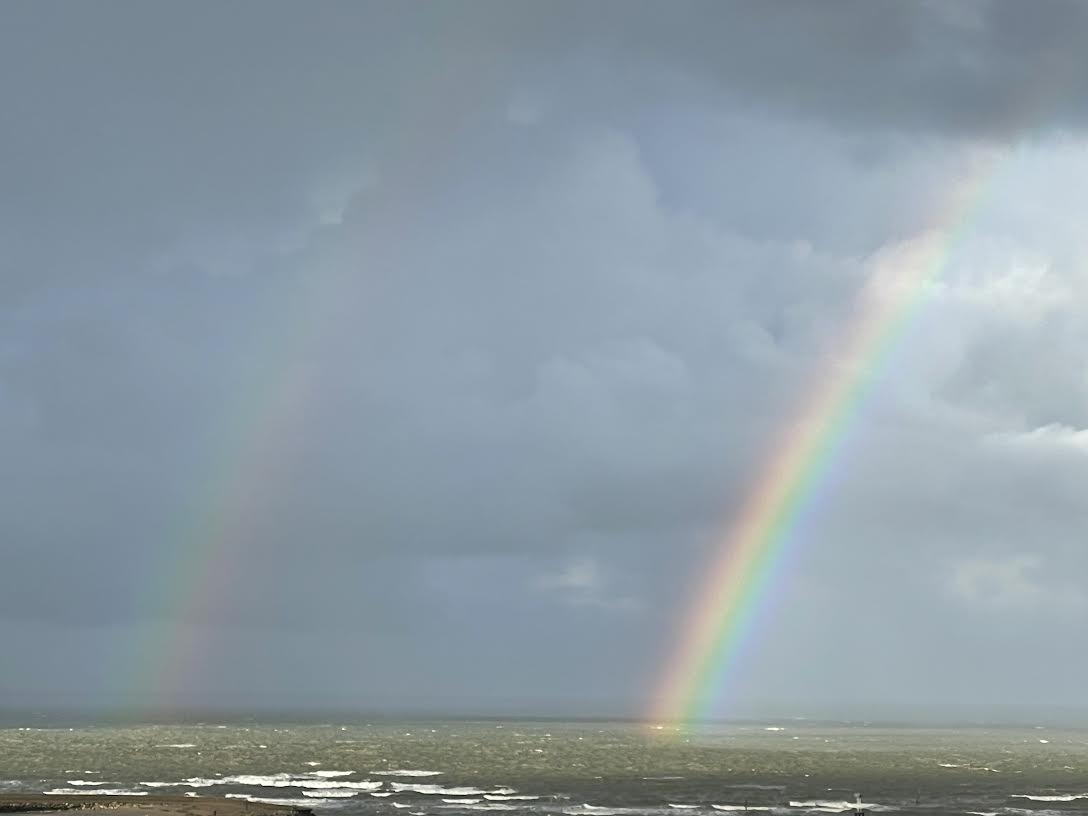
[{"xmin": 651, "ymin": 162, "xmax": 997, "ymax": 726}]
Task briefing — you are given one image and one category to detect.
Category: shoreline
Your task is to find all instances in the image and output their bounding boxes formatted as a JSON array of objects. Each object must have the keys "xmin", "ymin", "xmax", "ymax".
[{"xmin": 0, "ymin": 796, "xmax": 310, "ymax": 816}]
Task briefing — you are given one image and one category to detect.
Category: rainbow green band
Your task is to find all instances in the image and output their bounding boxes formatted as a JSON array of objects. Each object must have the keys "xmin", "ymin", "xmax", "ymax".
[{"xmin": 652, "ymin": 159, "xmax": 1000, "ymax": 725}]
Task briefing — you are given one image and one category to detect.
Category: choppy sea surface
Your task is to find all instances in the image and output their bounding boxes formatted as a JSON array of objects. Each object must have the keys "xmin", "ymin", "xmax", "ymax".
[{"xmin": 4, "ymin": 720, "xmax": 1088, "ymax": 816}]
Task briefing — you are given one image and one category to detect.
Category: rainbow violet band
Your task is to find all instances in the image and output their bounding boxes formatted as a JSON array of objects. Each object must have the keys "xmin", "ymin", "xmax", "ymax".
[{"xmin": 651, "ymin": 159, "xmax": 998, "ymax": 727}]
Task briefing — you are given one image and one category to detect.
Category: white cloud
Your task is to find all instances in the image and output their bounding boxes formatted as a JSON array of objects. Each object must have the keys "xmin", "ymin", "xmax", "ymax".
[
  {"xmin": 945, "ymin": 555, "xmax": 1086, "ymax": 614},
  {"xmin": 535, "ymin": 557, "xmax": 641, "ymax": 614},
  {"xmin": 989, "ymin": 423, "xmax": 1088, "ymax": 454}
]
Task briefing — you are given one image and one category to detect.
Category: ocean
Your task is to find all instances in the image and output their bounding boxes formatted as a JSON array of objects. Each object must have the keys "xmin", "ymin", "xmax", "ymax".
[{"xmin": 3, "ymin": 719, "xmax": 1088, "ymax": 816}]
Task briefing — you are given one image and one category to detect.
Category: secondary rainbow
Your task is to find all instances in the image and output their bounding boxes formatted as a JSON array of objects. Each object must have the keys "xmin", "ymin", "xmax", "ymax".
[
  {"xmin": 121, "ymin": 32, "xmax": 501, "ymax": 708},
  {"xmin": 651, "ymin": 156, "xmax": 1002, "ymax": 726}
]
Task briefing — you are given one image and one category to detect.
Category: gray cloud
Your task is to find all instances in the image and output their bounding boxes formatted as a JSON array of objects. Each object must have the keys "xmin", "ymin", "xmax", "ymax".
[{"xmin": 2, "ymin": 2, "xmax": 1087, "ymax": 716}]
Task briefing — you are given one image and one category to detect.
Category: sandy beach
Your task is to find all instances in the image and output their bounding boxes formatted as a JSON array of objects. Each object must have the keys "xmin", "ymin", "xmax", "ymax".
[{"xmin": 0, "ymin": 796, "xmax": 310, "ymax": 816}]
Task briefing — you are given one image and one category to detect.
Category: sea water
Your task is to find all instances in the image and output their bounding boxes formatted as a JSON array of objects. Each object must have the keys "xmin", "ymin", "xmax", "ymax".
[{"xmin": 3, "ymin": 719, "xmax": 1088, "ymax": 816}]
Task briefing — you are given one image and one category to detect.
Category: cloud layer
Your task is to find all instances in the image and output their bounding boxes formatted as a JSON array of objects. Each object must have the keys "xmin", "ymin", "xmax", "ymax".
[{"xmin": 2, "ymin": 1, "xmax": 1087, "ymax": 717}]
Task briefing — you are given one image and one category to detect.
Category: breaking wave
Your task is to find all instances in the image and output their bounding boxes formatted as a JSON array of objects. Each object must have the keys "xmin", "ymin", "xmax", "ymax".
[
  {"xmin": 226, "ymin": 794, "xmax": 349, "ymax": 807},
  {"xmin": 390, "ymin": 783, "xmax": 491, "ymax": 796},
  {"xmin": 45, "ymin": 789, "xmax": 148, "ymax": 797},
  {"xmin": 183, "ymin": 774, "xmax": 380, "ymax": 791}
]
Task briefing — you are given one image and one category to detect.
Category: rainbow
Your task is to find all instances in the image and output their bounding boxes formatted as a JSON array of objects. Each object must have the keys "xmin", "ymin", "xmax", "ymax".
[
  {"xmin": 123, "ymin": 32, "xmax": 502, "ymax": 708},
  {"xmin": 650, "ymin": 152, "xmax": 1004, "ymax": 726}
]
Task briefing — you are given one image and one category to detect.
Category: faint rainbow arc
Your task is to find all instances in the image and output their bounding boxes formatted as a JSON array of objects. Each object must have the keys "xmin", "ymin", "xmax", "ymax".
[{"xmin": 123, "ymin": 37, "xmax": 511, "ymax": 709}]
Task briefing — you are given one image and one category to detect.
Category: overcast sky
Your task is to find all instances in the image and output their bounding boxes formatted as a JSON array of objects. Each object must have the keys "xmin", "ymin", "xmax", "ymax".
[{"xmin": 3, "ymin": 1, "xmax": 1088, "ymax": 719}]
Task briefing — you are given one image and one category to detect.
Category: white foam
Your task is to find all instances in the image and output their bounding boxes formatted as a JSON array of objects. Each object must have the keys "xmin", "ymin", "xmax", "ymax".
[
  {"xmin": 764, "ymin": 727, "xmax": 785, "ymax": 732},
  {"xmin": 67, "ymin": 780, "xmax": 106, "ymax": 786},
  {"xmin": 448, "ymin": 806, "xmax": 517, "ymax": 812},
  {"xmin": 444, "ymin": 799, "xmax": 482, "ymax": 804},
  {"xmin": 306, "ymin": 762, "xmax": 322, "ymax": 767},
  {"xmin": 392, "ymin": 803, "xmax": 412, "ymax": 809},
  {"xmin": 668, "ymin": 806, "xmax": 700, "ymax": 810},
  {"xmin": 789, "ymin": 802, "xmax": 882, "ymax": 813},
  {"xmin": 305, "ymin": 790, "xmax": 357, "ymax": 799},
  {"xmin": 711, "ymin": 807, "xmax": 771, "ymax": 812},
  {"xmin": 376, "ymin": 770, "xmax": 444, "ymax": 777},
  {"xmin": 45, "ymin": 789, "xmax": 148, "ymax": 797},
  {"xmin": 372, "ymin": 793, "xmax": 395, "ymax": 798},
  {"xmin": 299, "ymin": 780, "xmax": 383, "ymax": 791},
  {"xmin": 485, "ymin": 795, "xmax": 539, "ymax": 801},
  {"xmin": 184, "ymin": 774, "xmax": 380, "ymax": 791},
  {"xmin": 314, "ymin": 771, "xmax": 355, "ymax": 778},
  {"xmin": 390, "ymin": 784, "xmax": 490, "ymax": 796},
  {"xmin": 141, "ymin": 782, "xmax": 182, "ymax": 788},
  {"xmin": 1012, "ymin": 795, "xmax": 1087, "ymax": 802},
  {"xmin": 157, "ymin": 743, "xmax": 197, "ymax": 748}
]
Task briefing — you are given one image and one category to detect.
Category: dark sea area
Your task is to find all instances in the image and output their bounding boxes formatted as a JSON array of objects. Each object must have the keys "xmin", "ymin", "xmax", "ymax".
[{"xmin": 3, "ymin": 718, "xmax": 1088, "ymax": 816}]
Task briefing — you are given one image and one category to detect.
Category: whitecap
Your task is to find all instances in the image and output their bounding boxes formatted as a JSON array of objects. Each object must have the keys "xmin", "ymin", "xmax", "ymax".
[
  {"xmin": 391, "ymin": 784, "xmax": 490, "ymax": 796},
  {"xmin": 185, "ymin": 774, "xmax": 381, "ymax": 791},
  {"xmin": 157, "ymin": 743, "xmax": 197, "ymax": 748},
  {"xmin": 67, "ymin": 780, "xmax": 107, "ymax": 786},
  {"xmin": 1011, "ymin": 795, "xmax": 1087, "ymax": 802},
  {"xmin": 668, "ymin": 806, "xmax": 700, "ymax": 810},
  {"xmin": 789, "ymin": 802, "xmax": 882, "ymax": 813},
  {"xmin": 485, "ymin": 795, "xmax": 539, "ymax": 801},
  {"xmin": 45, "ymin": 789, "xmax": 149, "ymax": 797},
  {"xmin": 443, "ymin": 799, "xmax": 481, "ymax": 805},
  {"xmin": 314, "ymin": 771, "xmax": 355, "ymax": 778},
  {"xmin": 376, "ymin": 770, "xmax": 444, "ymax": 777},
  {"xmin": 711, "ymin": 807, "xmax": 771, "ymax": 812},
  {"xmin": 305, "ymin": 791, "xmax": 357, "ymax": 799}
]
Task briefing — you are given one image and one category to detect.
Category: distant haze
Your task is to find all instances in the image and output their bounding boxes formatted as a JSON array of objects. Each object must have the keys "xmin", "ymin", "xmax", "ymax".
[{"xmin": 2, "ymin": 1, "xmax": 1087, "ymax": 719}]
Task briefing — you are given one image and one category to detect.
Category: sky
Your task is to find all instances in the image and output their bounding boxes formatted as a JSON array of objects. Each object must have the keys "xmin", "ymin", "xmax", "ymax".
[{"xmin": 2, "ymin": 1, "xmax": 1087, "ymax": 720}]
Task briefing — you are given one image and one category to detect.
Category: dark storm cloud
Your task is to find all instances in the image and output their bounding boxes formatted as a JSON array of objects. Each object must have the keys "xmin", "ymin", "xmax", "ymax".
[{"xmin": 2, "ymin": 1, "xmax": 1087, "ymax": 714}]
